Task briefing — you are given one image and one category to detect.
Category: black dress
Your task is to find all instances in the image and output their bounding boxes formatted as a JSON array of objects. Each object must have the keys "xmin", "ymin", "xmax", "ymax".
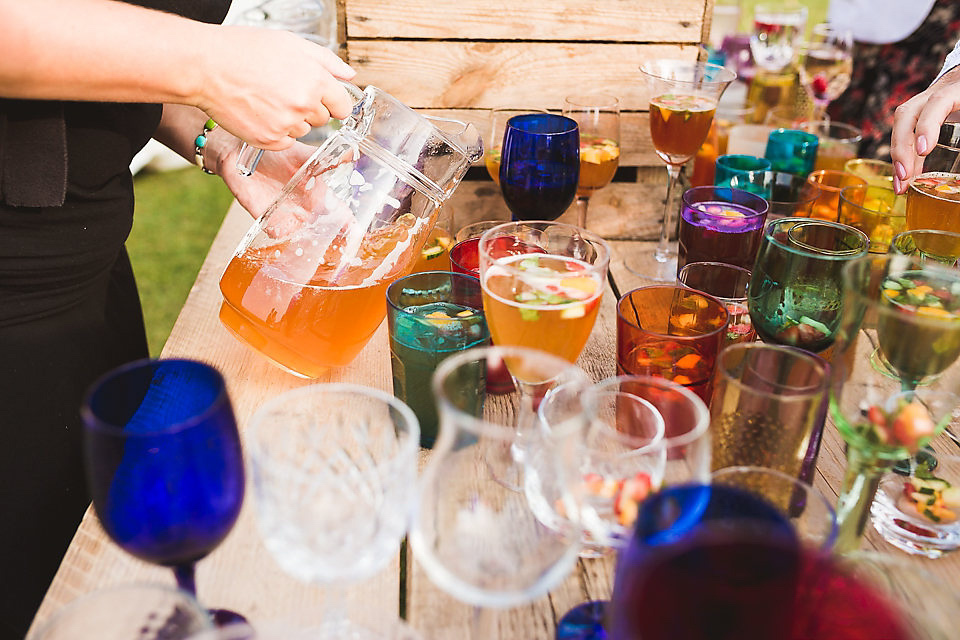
[{"xmin": 0, "ymin": 1, "xmax": 230, "ymax": 636}]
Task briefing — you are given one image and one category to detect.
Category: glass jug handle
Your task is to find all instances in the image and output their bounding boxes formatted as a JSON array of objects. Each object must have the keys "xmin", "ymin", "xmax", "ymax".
[{"xmin": 235, "ymin": 81, "xmax": 365, "ymax": 177}]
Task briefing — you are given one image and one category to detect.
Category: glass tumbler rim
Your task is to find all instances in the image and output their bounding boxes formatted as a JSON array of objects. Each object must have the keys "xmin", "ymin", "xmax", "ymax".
[
  {"xmin": 245, "ymin": 381, "xmax": 421, "ymax": 470},
  {"xmin": 639, "ymin": 59, "xmax": 738, "ymax": 86},
  {"xmin": 505, "ymin": 112, "xmax": 579, "ymax": 136},
  {"xmin": 715, "ymin": 342, "xmax": 829, "ymax": 397},
  {"xmin": 588, "ymin": 375, "xmax": 710, "ymax": 450},
  {"xmin": 681, "ymin": 184, "xmax": 771, "ymax": 218},
  {"xmin": 81, "ymin": 357, "xmax": 228, "ymax": 438},
  {"xmin": 765, "ymin": 217, "xmax": 870, "ymax": 259},
  {"xmin": 477, "ymin": 220, "xmax": 612, "ymax": 272},
  {"xmin": 617, "ymin": 284, "xmax": 730, "ymax": 341},
  {"xmin": 563, "ymin": 93, "xmax": 621, "ymax": 110},
  {"xmin": 890, "ymin": 227, "xmax": 960, "ymax": 254}
]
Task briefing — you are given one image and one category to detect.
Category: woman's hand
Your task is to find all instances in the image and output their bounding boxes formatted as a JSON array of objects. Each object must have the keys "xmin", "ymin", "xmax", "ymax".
[
  {"xmin": 196, "ymin": 26, "xmax": 356, "ymax": 153},
  {"xmin": 891, "ymin": 65, "xmax": 960, "ymax": 193}
]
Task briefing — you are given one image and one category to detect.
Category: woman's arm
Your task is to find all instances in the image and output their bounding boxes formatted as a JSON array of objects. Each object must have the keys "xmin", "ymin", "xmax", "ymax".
[{"xmin": 0, "ymin": 0, "xmax": 356, "ymax": 150}]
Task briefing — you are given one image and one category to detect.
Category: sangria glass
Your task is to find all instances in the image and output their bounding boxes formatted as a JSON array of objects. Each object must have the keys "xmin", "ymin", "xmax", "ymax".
[
  {"xmin": 499, "ymin": 114, "xmax": 580, "ymax": 221},
  {"xmin": 409, "ymin": 346, "xmax": 590, "ymax": 638},
  {"xmin": 478, "ymin": 221, "xmax": 610, "ymax": 364},
  {"xmin": 562, "ymin": 94, "xmax": 621, "ymax": 228},
  {"xmin": 844, "ymin": 158, "xmax": 895, "ymax": 189},
  {"xmin": 616, "ymin": 285, "xmax": 729, "ymax": 404},
  {"xmin": 749, "ymin": 2, "xmax": 808, "ymax": 73},
  {"xmin": 628, "ymin": 59, "xmax": 737, "ymax": 281},
  {"xmin": 748, "ymin": 217, "xmax": 869, "ymax": 353},
  {"xmin": 554, "ymin": 375, "xmax": 711, "ymax": 640},
  {"xmin": 889, "ymin": 228, "xmax": 960, "ymax": 266},
  {"xmin": 829, "ymin": 254, "xmax": 960, "ymax": 552},
  {"xmin": 484, "ymin": 108, "xmax": 548, "ymax": 185},
  {"xmin": 806, "ymin": 169, "xmax": 867, "ymax": 222},
  {"xmin": 905, "ymin": 172, "xmax": 960, "ymax": 237},
  {"xmin": 798, "ymin": 23, "xmax": 854, "ymax": 121},
  {"xmin": 837, "ymin": 184, "xmax": 906, "ymax": 253},
  {"xmin": 246, "ymin": 383, "xmax": 420, "ymax": 638},
  {"xmin": 678, "ymin": 261, "xmax": 756, "ymax": 346},
  {"xmin": 677, "ymin": 185, "xmax": 769, "ymax": 272},
  {"xmin": 81, "ymin": 359, "xmax": 246, "ymax": 626}
]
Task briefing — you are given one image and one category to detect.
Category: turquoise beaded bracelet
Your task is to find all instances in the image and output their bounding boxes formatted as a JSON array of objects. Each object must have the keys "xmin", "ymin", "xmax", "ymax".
[{"xmin": 193, "ymin": 118, "xmax": 218, "ymax": 174}]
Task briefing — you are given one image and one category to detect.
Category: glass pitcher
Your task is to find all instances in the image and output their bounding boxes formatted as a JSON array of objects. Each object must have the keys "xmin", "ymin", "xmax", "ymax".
[{"xmin": 219, "ymin": 84, "xmax": 483, "ymax": 378}]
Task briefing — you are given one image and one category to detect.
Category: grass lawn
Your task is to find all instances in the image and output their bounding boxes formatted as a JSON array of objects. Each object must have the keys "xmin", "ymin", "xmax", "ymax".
[{"xmin": 128, "ymin": 168, "xmax": 234, "ymax": 356}]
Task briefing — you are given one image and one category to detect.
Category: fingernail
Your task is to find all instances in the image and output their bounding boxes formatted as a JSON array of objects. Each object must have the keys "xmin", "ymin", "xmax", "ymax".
[
  {"xmin": 917, "ymin": 135, "xmax": 928, "ymax": 155},
  {"xmin": 895, "ymin": 161, "xmax": 906, "ymax": 180},
  {"xmin": 893, "ymin": 176, "xmax": 902, "ymax": 194}
]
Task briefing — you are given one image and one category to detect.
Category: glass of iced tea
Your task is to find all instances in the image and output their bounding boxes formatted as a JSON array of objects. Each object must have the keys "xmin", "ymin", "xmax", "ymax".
[
  {"xmin": 563, "ymin": 93, "xmax": 621, "ymax": 228},
  {"xmin": 889, "ymin": 228, "xmax": 960, "ymax": 266},
  {"xmin": 804, "ymin": 121, "xmax": 862, "ymax": 172},
  {"xmin": 628, "ymin": 59, "xmax": 737, "ymax": 282},
  {"xmin": 844, "ymin": 157, "xmax": 895, "ymax": 189},
  {"xmin": 616, "ymin": 285, "xmax": 729, "ymax": 404},
  {"xmin": 806, "ymin": 169, "xmax": 867, "ymax": 222},
  {"xmin": 479, "ymin": 221, "xmax": 610, "ymax": 364},
  {"xmin": 837, "ymin": 184, "xmax": 906, "ymax": 253},
  {"xmin": 905, "ymin": 172, "xmax": 960, "ymax": 235},
  {"xmin": 677, "ymin": 185, "xmax": 769, "ymax": 271}
]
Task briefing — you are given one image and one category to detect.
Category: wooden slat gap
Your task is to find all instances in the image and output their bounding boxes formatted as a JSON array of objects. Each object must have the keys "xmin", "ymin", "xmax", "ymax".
[{"xmin": 347, "ymin": 37, "xmax": 707, "ymax": 46}]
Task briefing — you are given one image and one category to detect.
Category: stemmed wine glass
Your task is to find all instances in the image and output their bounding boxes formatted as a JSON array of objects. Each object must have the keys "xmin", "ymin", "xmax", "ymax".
[
  {"xmin": 81, "ymin": 358, "xmax": 246, "ymax": 626},
  {"xmin": 749, "ymin": 2, "xmax": 808, "ymax": 73},
  {"xmin": 478, "ymin": 220, "xmax": 610, "ymax": 365},
  {"xmin": 562, "ymin": 94, "xmax": 621, "ymax": 228},
  {"xmin": 245, "ymin": 383, "xmax": 420, "ymax": 638},
  {"xmin": 409, "ymin": 346, "xmax": 590, "ymax": 638},
  {"xmin": 552, "ymin": 375, "xmax": 711, "ymax": 640},
  {"xmin": 484, "ymin": 108, "xmax": 548, "ymax": 185},
  {"xmin": 829, "ymin": 254, "xmax": 960, "ymax": 552},
  {"xmin": 499, "ymin": 113, "xmax": 581, "ymax": 221},
  {"xmin": 627, "ymin": 60, "xmax": 736, "ymax": 282},
  {"xmin": 798, "ymin": 23, "xmax": 854, "ymax": 122}
]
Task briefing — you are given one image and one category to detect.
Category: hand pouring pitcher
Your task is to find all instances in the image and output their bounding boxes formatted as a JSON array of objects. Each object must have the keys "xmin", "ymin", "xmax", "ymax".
[{"xmin": 219, "ymin": 84, "xmax": 483, "ymax": 378}]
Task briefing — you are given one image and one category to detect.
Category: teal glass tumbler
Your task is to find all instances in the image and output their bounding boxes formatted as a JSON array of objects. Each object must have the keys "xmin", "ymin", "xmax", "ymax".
[
  {"xmin": 714, "ymin": 154, "xmax": 772, "ymax": 195},
  {"xmin": 764, "ymin": 128, "xmax": 819, "ymax": 176}
]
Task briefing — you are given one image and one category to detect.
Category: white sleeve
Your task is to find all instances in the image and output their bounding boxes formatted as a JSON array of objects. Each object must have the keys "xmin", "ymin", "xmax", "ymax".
[{"xmin": 935, "ymin": 38, "xmax": 960, "ymax": 84}]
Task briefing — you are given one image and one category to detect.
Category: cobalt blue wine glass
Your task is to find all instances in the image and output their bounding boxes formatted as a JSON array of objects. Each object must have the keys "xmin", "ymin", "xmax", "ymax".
[
  {"xmin": 81, "ymin": 358, "xmax": 245, "ymax": 625},
  {"xmin": 499, "ymin": 113, "xmax": 580, "ymax": 221}
]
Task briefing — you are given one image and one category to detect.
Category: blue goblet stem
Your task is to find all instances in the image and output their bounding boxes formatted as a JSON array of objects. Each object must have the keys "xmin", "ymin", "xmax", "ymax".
[{"xmin": 174, "ymin": 564, "xmax": 198, "ymax": 597}]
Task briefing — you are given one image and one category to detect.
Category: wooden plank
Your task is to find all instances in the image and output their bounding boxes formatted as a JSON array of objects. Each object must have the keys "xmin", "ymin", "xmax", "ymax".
[
  {"xmin": 421, "ymin": 109, "xmax": 659, "ymax": 167},
  {"xmin": 348, "ymin": 42, "xmax": 701, "ymax": 110},
  {"xmin": 444, "ymin": 168, "xmax": 672, "ymax": 242},
  {"xmin": 344, "ymin": 0, "xmax": 708, "ymax": 43}
]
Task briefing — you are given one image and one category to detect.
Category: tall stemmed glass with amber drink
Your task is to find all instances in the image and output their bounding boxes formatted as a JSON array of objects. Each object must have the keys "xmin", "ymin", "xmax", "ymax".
[
  {"xmin": 562, "ymin": 94, "xmax": 621, "ymax": 228},
  {"xmin": 479, "ymin": 221, "xmax": 610, "ymax": 364},
  {"xmin": 628, "ymin": 60, "xmax": 736, "ymax": 282}
]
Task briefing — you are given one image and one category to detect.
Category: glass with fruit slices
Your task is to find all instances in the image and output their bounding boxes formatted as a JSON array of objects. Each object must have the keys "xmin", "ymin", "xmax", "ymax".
[
  {"xmin": 678, "ymin": 261, "xmax": 756, "ymax": 347},
  {"xmin": 548, "ymin": 375, "xmax": 710, "ymax": 640},
  {"xmin": 890, "ymin": 228, "xmax": 960, "ymax": 267},
  {"xmin": 677, "ymin": 185, "xmax": 769, "ymax": 272},
  {"xmin": 748, "ymin": 217, "xmax": 869, "ymax": 354},
  {"xmin": 906, "ymin": 172, "xmax": 960, "ymax": 236},
  {"xmin": 837, "ymin": 184, "xmax": 906, "ymax": 253},
  {"xmin": 829, "ymin": 255, "xmax": 960, "ymax": 552},
  {"xmin": 628, "ymin": 60, "xmax": 736, "ymax": 282},
  {"xmin": 617, "ymin": 285, "xmax": 729, "ymax": 405},
  {"xmin": 478, "ymin": 221, "xmax": 610, "ymax": 366},
  {"xmin": 562, "ymin": 94, "xmax": 621, "ymax": 228}
]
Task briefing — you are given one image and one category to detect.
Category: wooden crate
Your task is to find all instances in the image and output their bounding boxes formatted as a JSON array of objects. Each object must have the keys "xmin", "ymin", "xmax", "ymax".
[{"xmin": 335, "ymin": 0, "xmax": 717, "ymax": 238}]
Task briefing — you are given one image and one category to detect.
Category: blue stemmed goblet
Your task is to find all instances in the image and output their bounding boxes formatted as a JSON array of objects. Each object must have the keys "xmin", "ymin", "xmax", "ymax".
[
  {"xmin": 81, "ymin": 358, "xmax": 245, "ymax": 626},
  {"xmin": 499, "ymin": 113, "xmax": 580, "ymax": 221}
]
